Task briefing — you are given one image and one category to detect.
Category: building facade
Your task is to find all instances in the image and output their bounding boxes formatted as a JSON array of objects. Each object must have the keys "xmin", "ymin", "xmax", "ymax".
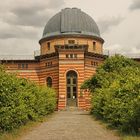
[{"xmin": 0, "ymin": 8, "xmax": 107, "ymax": 110}]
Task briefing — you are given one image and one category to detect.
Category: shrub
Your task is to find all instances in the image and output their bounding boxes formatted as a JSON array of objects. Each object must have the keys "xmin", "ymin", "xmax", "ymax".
[
  {"xmin": 0, "ymin": 65, "xmax": 56, "ymax": 132},
  {"xmin": 82, "ymin": 55, "xmax": 140, "ymax": 133}
]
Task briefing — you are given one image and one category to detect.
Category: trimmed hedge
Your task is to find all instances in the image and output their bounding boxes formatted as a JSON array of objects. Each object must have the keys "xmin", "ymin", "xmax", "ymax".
[
  {"xmin": 82, "ymin": 55, "xmax": 140, "ymax": 133},
  {"xmin": 0, "ymin": 65, "xmax": 56, "ymax": 132}
]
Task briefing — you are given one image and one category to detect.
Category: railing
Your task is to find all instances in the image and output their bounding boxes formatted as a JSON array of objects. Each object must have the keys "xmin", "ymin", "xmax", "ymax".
[
  {"xmin": 103, "ymin": 50, "xmax": 140, "ymax": 58},
  {"xmin": 34, "ymin": 50, "xmax": 40, "ymax": 57},
  {"xmin": 122, "ymin": 53, "xmax": 140, "ymax": 58},
  {"xmin": 0, "ymin": 55, "xmax": 35, "ymax": 60},
  {"xmin": 0, "ymin": 50, "xmax": 41, "ymax": 60},
  {"xmin": 0, "ymin": 49, "xmax": 139, "ymax": 60},
  {"xmin": 55, "ymin": 44, "xmax": 88, "ymax": 50}
]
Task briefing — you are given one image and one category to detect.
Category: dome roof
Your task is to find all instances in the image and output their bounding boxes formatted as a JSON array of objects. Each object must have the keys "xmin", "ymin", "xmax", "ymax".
[{"xmin": 40, "ymin": 8, "xmax": 103, "ymax": 42}]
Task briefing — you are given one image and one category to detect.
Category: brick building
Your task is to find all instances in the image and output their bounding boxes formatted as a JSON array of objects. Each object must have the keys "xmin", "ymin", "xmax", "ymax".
[{"xmin": 0, "ymin": 8, "xmax": 107, "ymax": 110}]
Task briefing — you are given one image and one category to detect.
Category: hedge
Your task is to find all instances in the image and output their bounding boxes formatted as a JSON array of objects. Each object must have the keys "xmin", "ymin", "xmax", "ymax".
[
  {"xmin": 82, "ymin": 55, "xmax": 140, "ymax": 133},
  {"xmin": 0, "ymin": 65, "xmax": 56, "ymax": 132}
]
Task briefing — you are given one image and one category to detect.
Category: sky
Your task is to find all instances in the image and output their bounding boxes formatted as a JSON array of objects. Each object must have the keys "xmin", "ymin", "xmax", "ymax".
[{"xmin": 0, "ymin": 0, "xmax": 140, "ymax": 56}]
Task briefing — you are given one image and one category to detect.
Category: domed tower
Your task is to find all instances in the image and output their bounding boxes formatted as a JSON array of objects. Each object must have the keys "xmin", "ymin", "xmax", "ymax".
[
  {"xmin": 39, "ymin": 8, "xmax": 104, "ymax": 54},
  {"xmin": 39, "ymin": 8, "xmax": 106, "ymax": 110}
]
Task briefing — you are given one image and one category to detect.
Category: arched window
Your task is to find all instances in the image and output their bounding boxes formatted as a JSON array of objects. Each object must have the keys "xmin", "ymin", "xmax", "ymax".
[
  {"xmin": 46, "ymin": 77, "xmax": 52, "ymax": 87},
  {"xmin": 47, "ymin": 42, "xmax": 50, "ymax": 50},
  {"xmin": 93, "ymin": 41, "xmax": 96, "ymax": 51},
  {"xmin": 66, "ymin": 70, "xmax": 77, "ymax": 100}
]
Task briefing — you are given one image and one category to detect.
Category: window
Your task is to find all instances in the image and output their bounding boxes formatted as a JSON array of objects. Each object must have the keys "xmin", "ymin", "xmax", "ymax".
[
  {"xmin": 66, "ymin": 54, "xmax": 77, "ymax": 59},
  {"xmin": 46, "ymin": 62, "xmax": 52, "ymax": 67},
  {"xmin": 18, "ymin": 64, "xmax": 28, "ymax": 69},
  {"xmin": 22, "ymin": 64, "xmax": 24, "ymax": 69},
  {"xmin": 66, "ymin": 54, "xmax": 69, "ymax": 58},
  {"xmin": 70, "ymin": 54, "xmax": 73, "ymax": 58},
  {"xmin": 74, "ymin": 54, "xmax": 77, "ymax": 58},
  {"xmin": 68, "ymin": 40, "xmax": 75, "ymax": 44},
  {"xmin": 91, "ymin": 61, "xmax": 98, "ymax": 66},
  {"xmin": 46, "ymin": 77, "xmax": 52, "ymax": 87},
  {"xmin": 47, "ymin": 42, "xmax": 50, "ymax": 50},
  {"xmin": 93, "ymin": 41, "xmax": 96, "ymax": 51},
  {"xmin": 25, "ymin": 64, "xmax": 28, "ymax": 69},
  {"xmin": 95, "ymin": 62, "xmax": 98, "ymax": 66}
]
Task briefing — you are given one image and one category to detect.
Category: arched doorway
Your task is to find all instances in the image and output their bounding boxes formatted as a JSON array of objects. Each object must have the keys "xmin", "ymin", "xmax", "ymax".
[{"xmin": 66, "ymin": 70, "xmax": 77, "ymax": 106}]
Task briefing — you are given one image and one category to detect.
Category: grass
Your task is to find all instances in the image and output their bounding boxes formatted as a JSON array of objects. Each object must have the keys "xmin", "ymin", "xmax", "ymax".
[
  {"xmin": 91, "ymin": 115, "xmax": 140, "ymax": 140},
  {"xmin": 0, "ymin": 121, "xmax": 36, "ymax": 140},
  {"xmin": 0, "ymin": 114, "xmax": 54, "ymax": 140},
  {"xmin": 121, "ymin": 132, "xmax": 140, "ymax": 140},
  {"xmin": 122, "ymin": 135, "xmax": 140, "ymax": 140}
]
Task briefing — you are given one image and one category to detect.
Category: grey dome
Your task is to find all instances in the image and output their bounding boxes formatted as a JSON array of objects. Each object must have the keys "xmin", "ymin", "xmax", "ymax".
[{"xmin": 41, "ymin": 8, "xmax": 102, "ymax": 41}]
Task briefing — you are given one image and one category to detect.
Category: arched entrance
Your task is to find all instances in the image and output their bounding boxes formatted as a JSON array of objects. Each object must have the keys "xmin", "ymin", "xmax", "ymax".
[{"xmin": 66, "ymin": 70, "xmax": 77, "ymax": 106}]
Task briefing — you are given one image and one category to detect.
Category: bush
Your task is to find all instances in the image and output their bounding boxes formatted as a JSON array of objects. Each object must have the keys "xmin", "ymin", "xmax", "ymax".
[
  {"xmin": 82, "ymin": 55, "xmax": 140, "ymax": 133},
  {"xmin": 0, "ymin": 65, "xmax": 56, "ymax": 132}
]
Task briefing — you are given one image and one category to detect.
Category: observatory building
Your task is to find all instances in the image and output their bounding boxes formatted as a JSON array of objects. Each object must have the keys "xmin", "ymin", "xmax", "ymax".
[{"xmin": 1, "ymin": 8, "xmax": 106, "ymax": 110}]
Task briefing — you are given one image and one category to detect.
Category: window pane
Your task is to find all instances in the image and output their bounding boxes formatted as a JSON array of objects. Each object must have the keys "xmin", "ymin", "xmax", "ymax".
[
  {"xmin": 69, "ymin": 46, "xmax": 73, "ymax": 49},
  {"xmin": 22, "ymin": 64, "xmax": 24, "ymax": 68},
  {"xmin": 66, "ymin": 54, "xmax": 69, "ymax": 58},
  {"xmin": 67, "ymin": 87, "xmax": 71, "ymax": 98},
  {"xmin": 26, "ymin": 64, "xmax": 28, "ymax": 69},
  {"xmin": 68, "ymin": 40, "xmax": 75, "ymax": 44},
  {"xmin": 73, "ymin": 78, "xmax": 76, "ymax": 84},
  {"xmin": 67, "ymin": 78, "xmax": 70, "ymax": 84},
  {"xmin": 70, "ymin": 54, "xmax": 73, "ymax": 58},
  {"xmin": 74, "ymin": 54, "xmax": 77, "ymax": 58},
  {"xmin": 91, "ymin": 61, "xmax": 93, "ymax": 65},
  {"xmin": 73, "ymin": 87, "xmax": 77, "ymax": 98}
]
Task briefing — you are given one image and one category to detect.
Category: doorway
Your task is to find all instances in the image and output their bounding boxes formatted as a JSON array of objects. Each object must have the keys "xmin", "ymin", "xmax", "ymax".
[{"xmin": 66, "ymin": 70, "xmax": 77, "ymax": 106}]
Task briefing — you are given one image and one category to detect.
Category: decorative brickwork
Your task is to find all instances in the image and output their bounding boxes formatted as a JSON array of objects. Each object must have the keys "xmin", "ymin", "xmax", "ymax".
[{"xmin": 0, "ymin": 8, "xmax": 107, "ymax": 110}]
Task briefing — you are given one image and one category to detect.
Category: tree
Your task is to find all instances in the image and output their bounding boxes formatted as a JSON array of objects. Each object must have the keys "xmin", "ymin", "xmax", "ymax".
[{"xmin": 82, "ymin": 55, "xmax": 140, "ymax": 133}]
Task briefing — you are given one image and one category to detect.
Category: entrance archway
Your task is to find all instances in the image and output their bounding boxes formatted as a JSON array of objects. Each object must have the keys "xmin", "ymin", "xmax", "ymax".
[{"xmin": 66, "ymin": 70, "xmax": 77, "ymax": 106}]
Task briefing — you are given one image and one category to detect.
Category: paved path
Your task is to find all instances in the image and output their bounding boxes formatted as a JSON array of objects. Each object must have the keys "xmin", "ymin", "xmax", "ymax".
[{"xmin": 20, "ymin": 108, "xmax": 120, "ymax": 140}]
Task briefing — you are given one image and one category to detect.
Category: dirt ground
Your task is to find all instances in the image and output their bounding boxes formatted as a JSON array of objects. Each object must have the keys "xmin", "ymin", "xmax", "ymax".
[{"xmin": 20, "ymin": 108, "xmax": 120, "ymax": 140}]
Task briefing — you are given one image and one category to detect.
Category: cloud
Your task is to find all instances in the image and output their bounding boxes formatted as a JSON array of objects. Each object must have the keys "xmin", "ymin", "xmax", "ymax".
[
  {"xmin": 3, "ymin": 4, "xmax": 53, "ymax": 27},
  {"xmin": 104, "ymin": 43, "xmax": 140, "ymax": 57},
  {"xmin": 129, "ymin": 0, "xmax": 140, "ymax": 11},
  {"xmin": 0, "ymin": 0, "xmax": 65, "ymax": 55},
  {"xmin": 47, "ymin": 0, "xmax": 65, "ymax": 8},
  {"xmin": 0, "ymin": 0, "xmax": 66, "ymax": 28},
  {"xmin": 136, "ymin": 43, "xmax": 140, "ymax": 50},
  {"xmin": 0, "ymin": 0, "xmax": 65, "ymax": 38},
  {"xmin": 102, "ymin": 11, "xmax": 140, "ymax": 55},
  {"xmin": 0, "ymin": 0, "xmax": 139, "ymax": 57},
  {"xmin": 0, "ymin": 38, "xmax": 40, "ymax": 55},
  {"xmin": 0, "ymin": 21, "xmax": 42, "ymax": 39},
  {"xmin": 97, "ymin": 17, "xmax": 124, "ymax": 34}
]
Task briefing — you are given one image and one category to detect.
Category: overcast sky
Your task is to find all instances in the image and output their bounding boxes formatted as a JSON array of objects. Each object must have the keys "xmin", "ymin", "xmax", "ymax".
[{"xmin": 0, "ymin": 0, "xmax": 140, "ymax": 56}]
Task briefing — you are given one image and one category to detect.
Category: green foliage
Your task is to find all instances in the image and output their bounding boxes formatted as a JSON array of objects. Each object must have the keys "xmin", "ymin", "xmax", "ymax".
[
  {"xmin": 83, "ymin": 55, "xmax": 140, "ymax": 133},
  {"xmin": 0, "ymin": 65, "xmax": 56, "ymax": 132}
]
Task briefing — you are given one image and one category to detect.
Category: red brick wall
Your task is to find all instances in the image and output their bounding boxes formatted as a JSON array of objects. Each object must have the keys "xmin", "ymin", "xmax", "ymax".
[
  {"xmin": 58, "ymin": 51, "xmax": 85, "ymax": 109},
  {"xmin": 79, "ymin": 89, "xmax": 91, "ymax": 110}
]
